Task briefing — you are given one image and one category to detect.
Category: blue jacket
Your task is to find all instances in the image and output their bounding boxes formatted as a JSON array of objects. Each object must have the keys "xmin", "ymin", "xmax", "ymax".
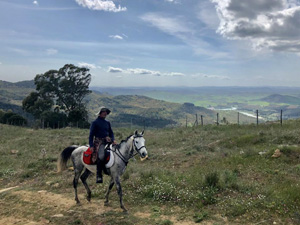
[{"xmin": 89, "ymin": 117, "xmax": 115, "ymax": 147}]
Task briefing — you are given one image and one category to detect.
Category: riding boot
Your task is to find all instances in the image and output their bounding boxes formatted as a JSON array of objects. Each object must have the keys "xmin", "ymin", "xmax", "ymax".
[{"xmin": 96, "ymin": 159, "xmax": 103, "ymax": 183}]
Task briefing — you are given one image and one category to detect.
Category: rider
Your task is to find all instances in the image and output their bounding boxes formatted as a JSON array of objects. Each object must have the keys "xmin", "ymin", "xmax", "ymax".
[{"xmin": 89, "ymin": 106, "xmax": 116, "ymax": 183}]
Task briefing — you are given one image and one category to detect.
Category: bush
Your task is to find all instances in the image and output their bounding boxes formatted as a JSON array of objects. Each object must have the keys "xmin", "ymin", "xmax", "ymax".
[{"xmin": 204, "ymin": 172, "xmax": 219, "ymax": 187}]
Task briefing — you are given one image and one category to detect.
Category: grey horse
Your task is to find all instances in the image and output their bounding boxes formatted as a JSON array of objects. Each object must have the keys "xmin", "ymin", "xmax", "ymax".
[{"xmin": 57, "ymin": 130, "xmax": 148, "ymax": 212}]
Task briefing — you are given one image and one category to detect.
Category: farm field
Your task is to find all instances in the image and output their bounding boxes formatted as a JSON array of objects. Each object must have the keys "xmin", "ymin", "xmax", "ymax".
[{"xmin": 1, "ymin": 121, "xmax": 300, "ymax": 224}]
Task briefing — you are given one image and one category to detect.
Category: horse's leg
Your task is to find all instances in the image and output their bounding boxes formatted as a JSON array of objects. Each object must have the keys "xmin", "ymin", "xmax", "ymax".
[
  {"xmin": 73, "ymin": 164, "xmax": 84, "ymax": 204},
  {"xmin": 115, "ymin": 176, "xmax": 127, "ymax": 212},
  {"xmin": 80, "ymin": 168, "xmax": 92, "ymax": 202},
  {"xmin": 104, "ymin": 177, "xmax": 114, "ymax": 206}
]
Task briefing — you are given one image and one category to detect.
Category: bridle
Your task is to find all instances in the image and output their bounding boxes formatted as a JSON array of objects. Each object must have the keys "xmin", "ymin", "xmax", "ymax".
[{"xmin": 113, "ymin": 135, "xmax": 146, "ymax": 166}]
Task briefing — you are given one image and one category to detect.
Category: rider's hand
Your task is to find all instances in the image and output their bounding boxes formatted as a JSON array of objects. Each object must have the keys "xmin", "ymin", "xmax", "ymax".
[
  {"xmin": 112, "ymin": 141, "xmax": 117, "ymax": 145},
  {"xmin": 90, "ymin": 147, "xmax": 94, "ymax": 151},
  {"xmin": 106, "ymin": 136, "xmax": 112, "ymax": 142}
]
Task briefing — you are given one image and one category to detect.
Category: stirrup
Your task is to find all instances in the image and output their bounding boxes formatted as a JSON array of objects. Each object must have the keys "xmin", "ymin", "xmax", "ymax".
[{"xmin": 96, "ymin": 176, "xmax": 103, "ymax": 183}]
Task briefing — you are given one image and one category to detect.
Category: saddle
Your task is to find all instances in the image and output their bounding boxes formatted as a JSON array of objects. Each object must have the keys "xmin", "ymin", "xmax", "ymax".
[{"xmin": 83, "ymin": 145, "xmax": 114, "ymax": 168}]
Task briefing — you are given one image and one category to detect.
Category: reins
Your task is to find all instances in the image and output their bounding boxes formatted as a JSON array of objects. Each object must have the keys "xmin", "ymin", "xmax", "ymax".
[{"xmin": 112, "ymin": 136, "xmax": 145, "ymax": 166}]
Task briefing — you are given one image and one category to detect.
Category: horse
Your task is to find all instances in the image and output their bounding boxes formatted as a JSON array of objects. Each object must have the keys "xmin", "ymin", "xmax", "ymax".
[{"xmin": 57, "ymin": 130, "xmax": 148, "ymax": 212}]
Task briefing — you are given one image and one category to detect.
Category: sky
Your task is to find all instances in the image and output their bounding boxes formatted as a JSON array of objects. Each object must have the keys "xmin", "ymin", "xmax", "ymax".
[{"xmin": 0, "ymin": 0, "xmax": 300, "ymax": 87}]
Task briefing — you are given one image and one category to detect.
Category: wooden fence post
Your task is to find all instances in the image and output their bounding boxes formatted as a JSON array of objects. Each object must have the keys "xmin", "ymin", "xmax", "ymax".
[
  {"xmin": 201, "ymin": 115, "xmax": 203, "ymax": 127},
  {"xmin": 186, "ymin": 116, "xmax": 187, "ymax": 128},
  {"xmin": 256, "ymin": 110, "xmax": 259, "ymax": 126},
  {"xmin": 238, "ymin": 112, "xmax": 240, "ymax": 125},
  {"xmin": 217, "ymin": 113, "xmax": 219, "ymax": 126},
  {"xmin": 280, "ymin": 110, "xmax": 283, "ymax": 126}
]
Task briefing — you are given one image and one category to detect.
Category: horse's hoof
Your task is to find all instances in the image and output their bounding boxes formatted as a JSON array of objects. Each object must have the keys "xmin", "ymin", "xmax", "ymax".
[
  {"xmin": 104, "ymin": 202, "xmax": 109, "ymax": 206},
  {"xmin": 87, "ymin": 198, "xmax": 91, "ymax": 202},
  {"xmin": 76, "ymin": 201, "xmax": 81, "ymax": 205},
  {"xmin": 123, "ymin": 210, "xmax": 128, "ymax": 214}
]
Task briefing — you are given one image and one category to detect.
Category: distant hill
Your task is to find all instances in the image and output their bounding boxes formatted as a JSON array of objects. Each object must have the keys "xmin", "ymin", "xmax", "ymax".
[
  {"xmin": 260, "ymin": 94, "xmax": 300, "ymax": 105},
  {"xmin": 85, "ymin": 93, "xmax": 215, "ymax": 128},
  {"xmin": 0, "ymin": 80, "xmax": 216, "ymax": 128},
  {"xmin": 0, "ymin": 80, "xmax": 35, "ymax": 89}
]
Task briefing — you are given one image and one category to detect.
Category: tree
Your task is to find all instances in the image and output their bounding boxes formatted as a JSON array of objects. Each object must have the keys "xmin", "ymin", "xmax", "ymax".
[
  {"xmin": 22, "ymin": 92, "xmax": 53, "ymax": 118},
  {"xmin": 34, "ymin": 64, "xmax": 91, "ymax": 112},
  {"xmin": 23, "ymin": 64, "xmax": 92, "ymax": 122},
  {"xmin": 0, "ymin": 110, "xmax": 27, "ymax": 126}
]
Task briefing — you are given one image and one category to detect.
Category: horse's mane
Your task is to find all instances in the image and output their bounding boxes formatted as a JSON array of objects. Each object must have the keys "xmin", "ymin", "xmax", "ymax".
[
  {"xmin": 119, "ymin": 135, "xmax": 134, "ymax": 145},
  {"xmin": 115, "ymin": 134, "xmax": 144, "ymax": 149}
]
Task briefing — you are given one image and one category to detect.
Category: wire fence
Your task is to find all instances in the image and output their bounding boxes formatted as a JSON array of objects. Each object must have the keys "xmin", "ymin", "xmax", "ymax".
[
  {"xmin": 1, "ymin": 109, "xmax": 291, "ymax": 130},
  {"xmin": 189, "ymin": 109, "xmax": 285, "ymax": 127}
]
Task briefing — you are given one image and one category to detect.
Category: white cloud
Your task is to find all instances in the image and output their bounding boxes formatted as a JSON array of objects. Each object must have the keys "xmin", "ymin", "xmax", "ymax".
[
  {"xmin": 203, "ymin": 74, "xmax": 230, "ymax": 80},
  {"xmin": 109, "ymin": 35, "xmax": 123, "ymax": 40},
  {"xmin": 78, "ymin": 62, "xmax": 97, "ymax": 69},
  {"xmin": 165, "ymin": 0, "xmax": 180, "ymax": 3},
  {"xmin": 192, "ymin": 73, "xmax": 230, "ymax": 80},
  {"xmin": 127, "ymin": 68, "xmax": 161, "ymax": 76},
  {"xmin": 141, "ymin": 12, "xmax": 230, "ymax": 58},
  {"xmin": 164, "ymin": 72, "xmax": 185, "ymax": 77},
  {"xmin": 33, "ymin": 1, "xmax": 38, "ymax": 6},
  {"xmin": 46, "ymin": 48, "xmax": 58, "ymax": 55},
  {"xmin": 141, "ymin": 13, "xmax": 193, "ymax": 35},
  {"xmin": 75, "ymin": 0, "xmax": 126, "ymax": 12},
  {"xmin": 211, "ymin": 0, "xmax": 300, "ymax": 52},
  {"xmin": 107, "ymin": 66, "xmax": 185, "ymax": 77},
  {"xmin": 107, "ymin": 66, "xmax": 124, "ymax": 73}
]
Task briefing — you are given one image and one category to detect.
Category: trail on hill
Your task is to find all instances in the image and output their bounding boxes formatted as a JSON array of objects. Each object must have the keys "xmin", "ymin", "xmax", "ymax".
[{"xmin": 0, "ymin": 186, "xmax": 228, "ymax": 225}]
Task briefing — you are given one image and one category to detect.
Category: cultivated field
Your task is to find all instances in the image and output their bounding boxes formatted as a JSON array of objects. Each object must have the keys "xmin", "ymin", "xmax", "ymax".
[{"xmin": 1, "ymin": 121, "xmax": 300, "ymax": 224}]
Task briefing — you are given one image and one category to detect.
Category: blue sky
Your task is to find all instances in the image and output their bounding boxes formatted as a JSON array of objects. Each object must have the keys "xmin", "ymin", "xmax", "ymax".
[{"xmin": 0, "ymin": 0, "xmax": 300, "ymax": 87}]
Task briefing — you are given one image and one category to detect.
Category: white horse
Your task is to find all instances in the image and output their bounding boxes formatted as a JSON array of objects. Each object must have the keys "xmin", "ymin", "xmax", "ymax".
[{"xmin": 57, "ymin": 130, "xmax": 148, "ymax": 212}]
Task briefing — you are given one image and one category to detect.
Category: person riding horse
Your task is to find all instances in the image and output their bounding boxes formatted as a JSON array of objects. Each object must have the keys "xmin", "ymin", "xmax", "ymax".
[{"xmin": 89, "ymin": 106, "xmax": 117, "ymax": 183}]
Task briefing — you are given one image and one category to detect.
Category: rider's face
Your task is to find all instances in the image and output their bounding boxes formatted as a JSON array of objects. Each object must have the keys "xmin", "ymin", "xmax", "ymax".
[{"xmin": 99, "ymin": 111, "xmax": 107, "ymax": 118}]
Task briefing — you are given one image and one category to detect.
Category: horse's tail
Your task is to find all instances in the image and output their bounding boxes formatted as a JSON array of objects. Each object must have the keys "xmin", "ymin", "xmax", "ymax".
[{"xmin": 57, "ymin": 145, "xmax": 79, "ymax": 173}]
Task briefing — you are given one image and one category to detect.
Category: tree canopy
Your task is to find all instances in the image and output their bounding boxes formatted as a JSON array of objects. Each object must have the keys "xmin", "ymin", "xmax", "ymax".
[{"xmin": 23, "ymin": 64, "xmax": 92, "ymax": 124}]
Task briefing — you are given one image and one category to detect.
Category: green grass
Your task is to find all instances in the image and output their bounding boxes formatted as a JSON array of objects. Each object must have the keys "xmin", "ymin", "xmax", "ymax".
[{"xmin": 2, "ymin": 121, "xmax": 300, "ymax": 224}]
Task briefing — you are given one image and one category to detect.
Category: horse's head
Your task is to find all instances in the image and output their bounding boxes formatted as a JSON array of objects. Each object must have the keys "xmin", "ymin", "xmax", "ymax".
[{"xmin": 132, "ymin": 130, "xmax": 148, "ymax": 160}]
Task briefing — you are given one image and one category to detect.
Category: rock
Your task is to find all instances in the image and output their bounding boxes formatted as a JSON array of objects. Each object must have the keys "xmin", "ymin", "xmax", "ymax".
[
  {"xmin": 272, "ymin": 149, "xmax": 281, "ymax": 158},
  {"xmin": 38, "ymin": 190, "xmax": 47, "ymax": 193},
  {"xmin": 40, "ymin": 218, "xmax": 50, "ymax": 224},
  {"xmin": 240, "ymin": 151, "xmax": 244, "ymax": 154},
  {"xmin": 68, "ymin": 167, "xmax": 74, "ymax": 171},
  {"xmin": 46, "ymin": 181, "xmax": 52, "ymax": 186},
  {"xmin": 52, "ymin": 214, "xmax": 64, "ymax": 218},
  {"xmin": 11, "ymin": 150, "xmax": 19, "ymax": 154},
  {"xmin": 259, "ymin": 151, "xmax": 267, "ymax": 155},
  {"xmin": 53, "ymin": 183, "xmax": 60, "ymax": 188}
]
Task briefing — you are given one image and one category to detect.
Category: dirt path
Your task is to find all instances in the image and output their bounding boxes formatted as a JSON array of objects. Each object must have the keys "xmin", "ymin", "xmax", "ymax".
[
  {"xmin": 0, "ymin": 186, "xmax": 229, "ymax": 225},
  {"xmin": 0, "ymin": 186, "xmax": 19, "ymax": 194}
]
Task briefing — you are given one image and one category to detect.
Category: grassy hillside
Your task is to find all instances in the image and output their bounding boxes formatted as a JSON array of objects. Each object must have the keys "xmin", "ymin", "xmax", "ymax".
[
  {"xmin": 260, "ymin": 94, "xmax": 300, "ymax": 105},
  {"xmin": 86, "ymin": 92, "xmax": 216, "ymax": 127},
  {"xmin": 1, "ymin": 121, "xmax": 300, "ymax": 224},
  {"xmin": 0, "ymin": 80, "xmax": 217, "ymax": 128}
]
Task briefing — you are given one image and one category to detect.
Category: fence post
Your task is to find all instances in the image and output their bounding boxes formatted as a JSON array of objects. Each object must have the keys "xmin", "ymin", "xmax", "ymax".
[
  {"xmin": 237, "ymin": 112, "xmax": 240, "ymax": 125},
  {"xmin": 280, "ymin": 110, "xmax": 283, "ymax": 126},
  {"xmin": 217, "ymin": 113, "xmax": 219, "ymax": 126},
  {"xmin": 186, "ymin": 116, "xmax": 187, "ymax": 128},
  {"xmin": 201, "ymin": 115, "xmax": 203, "ymax": 127},
  {"xmin": 256, "ymin": 110, "xmax": 259, "ymax": 126},
  {"xmin": 196, "ymin": 114, "xmax": 198, "ymax": 126}
]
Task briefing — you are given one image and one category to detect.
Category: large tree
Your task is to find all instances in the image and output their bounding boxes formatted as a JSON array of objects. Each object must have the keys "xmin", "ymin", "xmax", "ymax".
[{"xmin": 23, "ymin": 64, "xmax": 92, "ymax": 121}]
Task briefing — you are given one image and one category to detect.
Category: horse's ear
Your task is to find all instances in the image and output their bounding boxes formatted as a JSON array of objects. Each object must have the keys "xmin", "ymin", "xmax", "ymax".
[
  {"xmin": 141, "ymin": 130, "xmax": 144, "ymax": 136},
  {"xmin": 134, "ymin": 130, "xmax": 138, "ymax": 136}
]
